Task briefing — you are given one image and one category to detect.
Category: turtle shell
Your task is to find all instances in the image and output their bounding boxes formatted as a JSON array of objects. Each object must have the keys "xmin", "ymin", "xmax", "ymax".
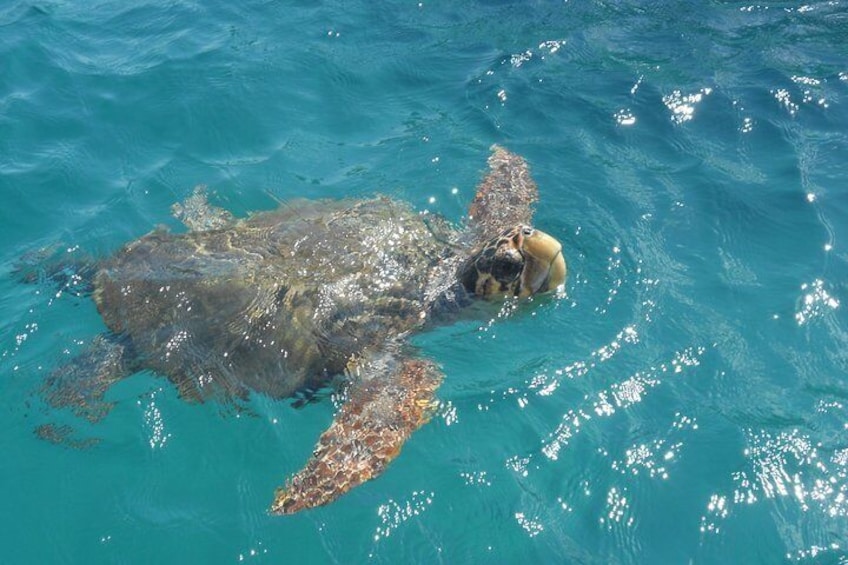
[{"xmin": 93, "ymin": 197, "xmax": 460, "ymax": 400}]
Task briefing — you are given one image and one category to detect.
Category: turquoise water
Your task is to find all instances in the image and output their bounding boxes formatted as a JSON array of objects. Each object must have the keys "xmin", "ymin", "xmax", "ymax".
[{"xmin": 2, "ymin": 0, "xmax": 848, "ymax": 562}]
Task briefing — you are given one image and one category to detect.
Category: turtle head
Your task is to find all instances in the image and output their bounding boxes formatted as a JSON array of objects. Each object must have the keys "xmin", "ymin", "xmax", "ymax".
[{"xmin": 460, "ymin": 225, "xmax": 566, "ymax": 298}]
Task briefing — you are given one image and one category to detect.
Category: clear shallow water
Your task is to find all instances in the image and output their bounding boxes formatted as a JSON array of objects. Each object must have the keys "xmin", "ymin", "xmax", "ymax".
[{"xmin": 2, "ymin": 0, "xmax": 848, "ymax": 562}]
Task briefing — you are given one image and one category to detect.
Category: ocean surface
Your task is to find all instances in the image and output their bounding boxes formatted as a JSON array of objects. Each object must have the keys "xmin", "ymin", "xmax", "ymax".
[{"xmin": 2, "ymin": 1, "xmax": 848, "ymax": 563}]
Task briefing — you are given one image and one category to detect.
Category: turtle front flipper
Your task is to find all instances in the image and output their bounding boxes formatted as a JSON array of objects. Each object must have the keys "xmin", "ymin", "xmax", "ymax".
[
  {"xmin": 468, "ymin": 145, "xmax": 539, "ymax": 239},
  {"xmin": 270, "ymin": 355, "xmax": 443, "ymax": 515}
]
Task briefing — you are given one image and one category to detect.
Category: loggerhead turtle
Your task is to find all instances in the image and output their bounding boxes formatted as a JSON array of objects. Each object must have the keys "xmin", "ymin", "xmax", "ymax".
[{"xmin": 34, "ymin": 146, "xmax": 566, "ymax": 514}]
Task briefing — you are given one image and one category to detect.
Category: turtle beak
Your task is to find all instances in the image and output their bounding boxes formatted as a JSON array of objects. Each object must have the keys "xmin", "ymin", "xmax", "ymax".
[{"xmin": 519, "ymin": 229, "xmax": 566, "ymax": 297}]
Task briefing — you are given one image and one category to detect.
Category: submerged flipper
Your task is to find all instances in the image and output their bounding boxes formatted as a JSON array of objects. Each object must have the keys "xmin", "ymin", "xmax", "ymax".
[
  {"xmin": 42, "ymin": 334, "xmax": 134, "ymax": 423},
  {"xmin": 13, "ymin": 245, "xmax": 98, "ymax": 297},
  {"xmin": 270, "ymin": 355, "xmax": 443, "ymax": 515}
]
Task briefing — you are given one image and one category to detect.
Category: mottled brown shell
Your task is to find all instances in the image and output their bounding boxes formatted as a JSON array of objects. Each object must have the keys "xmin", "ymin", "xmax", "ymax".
[{"xmin": 93, "ymin": 198, "xmax": 461, "ymax": 401}]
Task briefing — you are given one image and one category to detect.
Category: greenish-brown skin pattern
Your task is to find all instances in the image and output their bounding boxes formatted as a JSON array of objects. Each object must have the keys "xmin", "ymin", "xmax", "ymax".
[
  {"xmin": 35, "ymin": 146, "xmax": 566, "ymax": 515},
  {"xmin": 94, "ymin": 198, "xmax": 460, "ymax": 401}
]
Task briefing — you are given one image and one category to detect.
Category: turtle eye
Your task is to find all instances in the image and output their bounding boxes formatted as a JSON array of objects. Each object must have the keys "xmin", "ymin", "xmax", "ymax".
[
  {"xmin": 521, "ymin": 226, "xmax": 534, "ymax": 236},
  {"xmin": 491, "ymin": 251, "xmax": 524, "ymax": 282}
]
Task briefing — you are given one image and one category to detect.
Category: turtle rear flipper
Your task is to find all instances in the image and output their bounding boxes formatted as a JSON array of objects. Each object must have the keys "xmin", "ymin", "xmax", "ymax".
[
  {"xmin": 13, "ymin": 245, "xmax": 99, "ymax": 297},
  {"xmin": 171, "ymin": 185, "xmax": 234, "ymax": 231},
  {"xmin": 42, "ymin": 333, "xmax": 135, "ymax": 423},
  {"xmin": 270, "ymin": 355, "xmax": 443, "ymax": 515}
]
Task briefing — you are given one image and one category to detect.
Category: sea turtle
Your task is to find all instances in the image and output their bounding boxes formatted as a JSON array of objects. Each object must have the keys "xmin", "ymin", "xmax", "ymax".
[{"xmin": 32, "ymin": 145, "xmax": 566, "ymax": 514}]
